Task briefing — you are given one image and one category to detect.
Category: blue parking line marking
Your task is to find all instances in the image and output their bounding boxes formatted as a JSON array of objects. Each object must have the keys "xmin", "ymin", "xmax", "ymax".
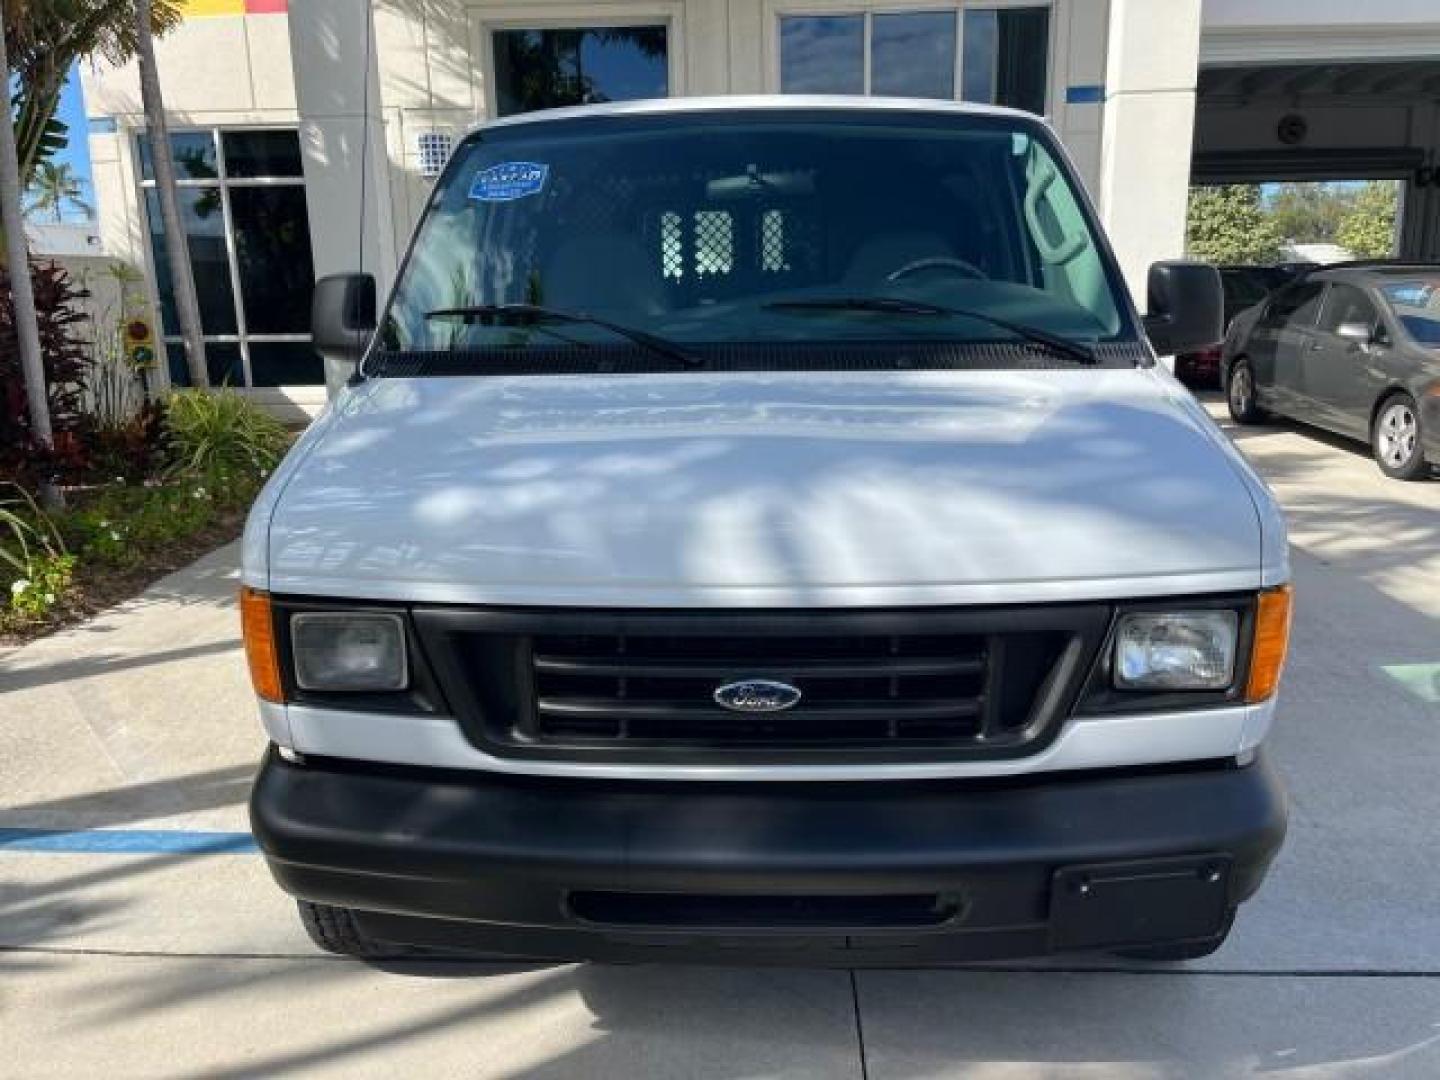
[{"xmin": 0, "ymin": 828, "xmax": 259, "ymax": 854}]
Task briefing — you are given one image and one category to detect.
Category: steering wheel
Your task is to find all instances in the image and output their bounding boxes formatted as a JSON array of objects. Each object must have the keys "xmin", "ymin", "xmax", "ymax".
[{"xmin": 887, "ymin": 256, "xmax": 989, "ymax": 283}]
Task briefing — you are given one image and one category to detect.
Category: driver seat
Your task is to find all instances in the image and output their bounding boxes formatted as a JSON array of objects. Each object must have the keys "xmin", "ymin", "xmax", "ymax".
[{"xmin": 843, "ymin": 231, "xmax": 957, "ymax": 289}]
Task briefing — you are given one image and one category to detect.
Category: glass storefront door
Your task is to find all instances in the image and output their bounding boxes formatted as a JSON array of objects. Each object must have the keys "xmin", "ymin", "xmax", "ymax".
[{"xmin": 139, "ymin": 128, "xmax": 322, "ymax": 387}]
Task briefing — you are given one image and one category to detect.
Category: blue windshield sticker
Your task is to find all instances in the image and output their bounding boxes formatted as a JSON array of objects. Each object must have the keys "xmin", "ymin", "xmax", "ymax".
[{"xmin": 470, "ymin": 162, "xmax": 549, "ymax": 202}]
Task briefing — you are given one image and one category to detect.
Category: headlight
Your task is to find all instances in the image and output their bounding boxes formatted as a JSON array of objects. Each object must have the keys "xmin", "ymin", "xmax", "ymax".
[
  {"xmin": 292, "ymin": 613, "xmax": 408, "ymax": 692},
  {"xmin": 1114, "ymin": 611, "xmax": 1238, "ymax": 691}
]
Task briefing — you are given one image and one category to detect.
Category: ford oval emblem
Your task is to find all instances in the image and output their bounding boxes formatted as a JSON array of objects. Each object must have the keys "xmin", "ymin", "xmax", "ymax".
[{"xmin": 713, "ymin": 679, "xmax": 803, "ymax": 714}]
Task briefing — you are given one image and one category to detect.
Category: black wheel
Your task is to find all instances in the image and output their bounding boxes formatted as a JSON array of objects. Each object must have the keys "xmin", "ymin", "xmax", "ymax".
[
  {"xmin": 297, "ymin": 900, "xmax": 382, "ymax": 958},
  {"xmin": 1226, "ymin": 359, "xmax": 1264, "ymax": 424},
  {"xmin": 1372, "ymin": 393, "xmax": 1430, "ymax": 481},
  {"xmin": 1113, "ymin": 910, "xmax": 1235, "ymax": 962}
]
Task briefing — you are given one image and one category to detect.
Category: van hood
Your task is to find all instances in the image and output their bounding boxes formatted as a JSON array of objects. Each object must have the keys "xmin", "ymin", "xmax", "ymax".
[{"xmin": 257, "ymin": 369, "xmax": 1269, "ymax": 606}]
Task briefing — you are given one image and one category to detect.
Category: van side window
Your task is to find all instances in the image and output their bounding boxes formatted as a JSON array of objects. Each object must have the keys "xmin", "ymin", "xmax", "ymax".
[{"xmin": 1018, "ymin": 137, "xmax": 1118, "ymax": 332}]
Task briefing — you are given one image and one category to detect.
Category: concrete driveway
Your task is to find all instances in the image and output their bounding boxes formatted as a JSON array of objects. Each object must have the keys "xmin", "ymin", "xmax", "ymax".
[{"xmin": 3, "ymin": 401, "xmax": 1440, "ymax": 1078}]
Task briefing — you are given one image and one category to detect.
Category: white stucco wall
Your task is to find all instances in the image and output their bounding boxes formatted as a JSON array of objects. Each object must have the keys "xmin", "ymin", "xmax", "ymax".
[{"xmin": 1098, "ymin": 0, "xmax": 1202, "ymax": 306}]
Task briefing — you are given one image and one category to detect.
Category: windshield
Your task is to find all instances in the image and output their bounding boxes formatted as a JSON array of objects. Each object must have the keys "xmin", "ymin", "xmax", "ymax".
[
  {"xmin": 378, "ymin": 109, "xmax": 1134, "ymax": 371},
  {"xmin": 1378, "ymin": 277, "xmax": 1440, "ymax": 347}
]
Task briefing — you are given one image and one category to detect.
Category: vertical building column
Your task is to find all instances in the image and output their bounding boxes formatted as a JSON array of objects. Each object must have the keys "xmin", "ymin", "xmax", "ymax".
[
  {"xmin": 1401, "ymin": 101, "xmax": 1440, "ymax": 261},
  {"xmin": 1053, "ymin": 0, "xmax": 1112, "ymax": 199},
  {"xmin": 1096, "ymin": 0, "xmax": 1203, "ymax": 308},
  {"xmin": 287, "ymin": 0, "xmax": 398, "ymax": 294}
]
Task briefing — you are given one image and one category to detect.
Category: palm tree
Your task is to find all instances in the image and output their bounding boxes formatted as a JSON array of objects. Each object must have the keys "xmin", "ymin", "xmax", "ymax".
[
  {"xmin": 4, "ymin": 2, "xmax": 183, "ymax": 186},
  {"xmin": 26, "ymin": 159, "xmax": 91, "ymax": 221},
  {"xmin": 133, "ymin": 0, "xmax": 207, "ymax": 387},
  {"xmin": 0, "ymin": 11, "xmax": 55, "ymax": 500}
]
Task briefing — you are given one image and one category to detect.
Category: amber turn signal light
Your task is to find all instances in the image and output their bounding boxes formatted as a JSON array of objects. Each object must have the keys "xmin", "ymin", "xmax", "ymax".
[
  {"xmin": 1245, "ymin": 584, "xmax": 1293, "ymax": 703},
  {"xmin": 240, "ymin": 586, "xmax": 285, "ymax": 703}
]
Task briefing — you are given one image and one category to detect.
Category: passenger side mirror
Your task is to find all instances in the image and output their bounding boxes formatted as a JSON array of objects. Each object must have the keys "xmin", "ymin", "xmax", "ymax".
[
  {"xmin": 313, "ymin": 273, "xmax": 378, "ymax": 365},
  {"xmin": 1336, "ymin": 321, "xmax": 1373, "ymax": 345},
  {"xmin": 1144, "ymin": 261, "xmax": 1223, "ymax": 356}
]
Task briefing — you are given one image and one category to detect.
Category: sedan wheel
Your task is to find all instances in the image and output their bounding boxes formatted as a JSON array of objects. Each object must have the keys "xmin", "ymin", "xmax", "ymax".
[
  {"xmin": 1226, "ymin": 360, "xmax": 1263, "ymax": 424},
  {"xmin": 1373, "ymin": 395, "xmax": 1429, "ymax": 481}
]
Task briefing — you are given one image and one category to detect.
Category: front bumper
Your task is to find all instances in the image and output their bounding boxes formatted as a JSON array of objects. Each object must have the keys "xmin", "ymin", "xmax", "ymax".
[{"xmin": 251, "ymin": 750, "xmax": 1287, "ymax": 965}]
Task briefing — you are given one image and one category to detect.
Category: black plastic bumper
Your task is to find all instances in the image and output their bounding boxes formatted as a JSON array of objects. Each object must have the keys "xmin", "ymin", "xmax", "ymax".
[{"xmin": 251, "ymin": 750, "xmax": 1287, "ymax": 965}]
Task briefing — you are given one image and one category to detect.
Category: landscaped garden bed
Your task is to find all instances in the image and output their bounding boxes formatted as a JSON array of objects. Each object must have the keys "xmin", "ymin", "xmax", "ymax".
[{"xmin": 2, "ymin": 259, "xmax": 292, "ymax": 645}]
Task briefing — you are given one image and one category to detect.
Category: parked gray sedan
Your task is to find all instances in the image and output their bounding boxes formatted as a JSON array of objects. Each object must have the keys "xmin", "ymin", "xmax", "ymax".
[{"xmin": 1223, "ymin": 263, "xmax": 1440, "ymax": 480}]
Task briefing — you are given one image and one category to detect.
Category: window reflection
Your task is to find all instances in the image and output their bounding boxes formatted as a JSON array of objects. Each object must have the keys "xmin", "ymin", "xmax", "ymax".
[
  {"xmin": 222, "ymin": 131, "xmax": 305, "ymax": 178},
  {"xmin": 780, "ymin": 16, "xmax": 864, "ymax": 94},
  {"xmin": 139, "ymin": 132, "xmax": 218, "ymax": 182},
  {"xmin": 493, "ymin": 27, "xmax": 668, "ymax": 117},
  {"xmin": 781, "ymin": 7, "xmax": 1049, "ymax": 114},
  {"xmin": 249, "ymin": 342, "xmax": 324, "ymax": 387},
  {"xmin": 166, "ymin": 341, "xmax": 243, "ymax": 389},
  {"xmin": 966, "ymin": 7, "xmax": 1050, "ymax": 114},
  {"xmin": 872, "ymin": 13, "xmax": 956, "ymax": 100},
  {"xmin": 140, "ymin": 128, "xmax": 320, "ymax": 387},
  {"xmin": 145, "ymin": 188, "xmax": 236, "ymax": 336},
  {"xmin": 231, "ymin": 187, "xmax": 316, "ymax": 334}
]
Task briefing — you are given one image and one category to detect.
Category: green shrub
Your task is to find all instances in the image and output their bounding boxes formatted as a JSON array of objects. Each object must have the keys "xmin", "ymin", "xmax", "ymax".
[
  {"xmin": 59, "ymin": 477, "xmax": 229, "ymax": 568},
  {"xmin": 164, "ymin": 389, "xmax": 288, "ymax": 488},
  {"xmin": 9, "ymin": 553, "xmax": 76, "ymax": 618},
  {"xmin": 1, "ymin": 483, "xmax": 74, "ymax": 619}
]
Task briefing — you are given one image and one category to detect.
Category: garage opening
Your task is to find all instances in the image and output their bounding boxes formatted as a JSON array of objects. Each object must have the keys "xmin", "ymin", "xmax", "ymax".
[{"xmin": 1193, "ymin": 60, "xmax": 1440, "ymax": 263}]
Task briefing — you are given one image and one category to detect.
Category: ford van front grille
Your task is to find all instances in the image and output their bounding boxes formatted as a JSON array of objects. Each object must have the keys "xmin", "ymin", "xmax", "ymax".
[{"xmin": 412, "ymin": 607, "xmax": 1111, "ymax": 766}]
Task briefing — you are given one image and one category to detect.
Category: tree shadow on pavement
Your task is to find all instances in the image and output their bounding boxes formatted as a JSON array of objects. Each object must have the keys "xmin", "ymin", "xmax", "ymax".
[
  {"xmin": 2, "ymin": 763, "xmax": 257, "ymax": 830},
  {"xmin": 0, "ymin": 638, "xmax": 241, "ymax": 694}
]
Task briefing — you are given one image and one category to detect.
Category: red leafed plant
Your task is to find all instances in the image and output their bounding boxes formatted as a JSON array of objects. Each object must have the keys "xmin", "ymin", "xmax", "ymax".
[{"xmin": 0, "ymin": 259, "xmax": 93, "ymax": 484}]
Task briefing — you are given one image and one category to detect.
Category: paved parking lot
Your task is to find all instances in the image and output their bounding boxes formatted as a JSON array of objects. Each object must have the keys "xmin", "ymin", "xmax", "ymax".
[{"xmin": 3, "ymin": 397, "xmax": 1440, "ymax": 1078}]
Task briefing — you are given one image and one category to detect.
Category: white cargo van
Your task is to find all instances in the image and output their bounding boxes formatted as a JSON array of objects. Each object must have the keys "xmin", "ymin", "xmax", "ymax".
[{"xmin": 243, "ymin": 98, "xmax": 1291, "ymax": 964}]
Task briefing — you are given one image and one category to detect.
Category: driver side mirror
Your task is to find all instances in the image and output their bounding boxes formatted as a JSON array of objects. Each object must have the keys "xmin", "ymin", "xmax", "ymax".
[
  {"xmin": 1336, "ymin": 321, "xmax": 1374, "ymax": 345},
  {"xmin": 313, "ymin": 273, "xmax": 377, "ymax": 361},
  {"xmin": 1144, "ymin": 261, "xmax": 1223, "ymax": 356}
]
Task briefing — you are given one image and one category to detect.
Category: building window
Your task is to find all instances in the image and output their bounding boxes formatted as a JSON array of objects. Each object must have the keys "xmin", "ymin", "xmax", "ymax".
[
  {"xmin": 138, "ymin": 128, "xmax": 321, "ymax": 387},
  {"xmin": 962, "ymin": 7, "xmax": 1049, "ymax": 115},
  {"xmin": 779, "ymin": 15, "xmax": 863, "ymax": 95},
  {"xmin": 492, "ymin": 26, "xmax": 669, "ymax": 117},
  {"xmin": 780, "ymin": 6, "xmax": 1049, "ymax": 113}
]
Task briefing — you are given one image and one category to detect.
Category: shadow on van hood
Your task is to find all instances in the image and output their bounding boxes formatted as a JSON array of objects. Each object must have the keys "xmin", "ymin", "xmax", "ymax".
[{"xmin": 264, "ymin": 369, "xmax": 1263, "ymax": 606}]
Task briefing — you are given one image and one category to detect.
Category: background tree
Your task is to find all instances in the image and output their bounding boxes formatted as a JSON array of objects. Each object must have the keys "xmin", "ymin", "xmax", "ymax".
[
  {"xmin": 26, "ymin": 160, "xmax": 92, "ymax": 222},
  {"xmin": 1336, "ymin": 181, "xmax": 1400, "ymax": 259},
  {"xmin": 1185, "ymin": 185, "xmax": 1285, "ymax": 265},
  {"xmin": 133, "ymin": 0, "xmax": 207, "ymax": 387},
  {"xmin": 1265, "ymin": 182, "xmax": 1356, "ymax": 245},
  {"xmin": 0, "ymin": 11, "xmax": 54, "ymax": 503},
  {"xmin": 2, "ymin": 1, "xmax": 182, "ymax": 187}
]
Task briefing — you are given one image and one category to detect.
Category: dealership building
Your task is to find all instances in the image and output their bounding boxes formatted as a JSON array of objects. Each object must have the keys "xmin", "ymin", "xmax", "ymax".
[{"xmin": 81, "ymin": 0, "xmax": 1440, "ymax": 413}]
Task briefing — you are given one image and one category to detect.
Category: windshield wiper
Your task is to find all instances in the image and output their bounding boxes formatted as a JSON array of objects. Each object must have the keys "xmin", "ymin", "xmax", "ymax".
[
  {"xmin": 424, "ymin": 303, "xmax": 703, "ymax": 369},
  {"xmin": 762, "ymin": 296, "xmax": 1097, "ymax": 366}
]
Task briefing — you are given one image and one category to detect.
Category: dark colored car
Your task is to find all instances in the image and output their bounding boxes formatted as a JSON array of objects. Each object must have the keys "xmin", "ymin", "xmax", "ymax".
[
  {"xmin": 1174, "ymin": 266, "xmax": 1307, "ymax": 387},
  {"xmin": 1223, "ymin": 263, "xmax": 1440, "ymax": 480}
]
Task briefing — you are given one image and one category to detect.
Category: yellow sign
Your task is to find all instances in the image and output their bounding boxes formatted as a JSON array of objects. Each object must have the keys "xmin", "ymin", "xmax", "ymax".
[{"xmin": 177, "ymin": 0, "xmax": 288, "ymax": 15}]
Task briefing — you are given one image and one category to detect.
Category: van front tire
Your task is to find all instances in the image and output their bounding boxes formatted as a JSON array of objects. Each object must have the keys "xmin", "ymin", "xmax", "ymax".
[{"xmin": 297, "ymin": 900, "xmax": 382, "ymax": 958}]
